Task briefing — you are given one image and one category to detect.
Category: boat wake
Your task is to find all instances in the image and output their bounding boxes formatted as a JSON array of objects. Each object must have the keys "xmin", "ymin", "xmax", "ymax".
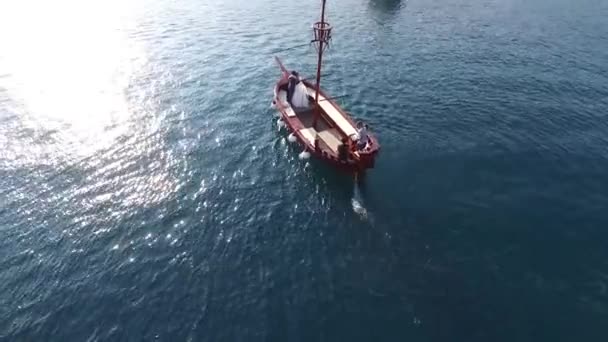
[
  {"xmin": 351, "ymin": 196, "xmax": 368, "ymax": 218},
  {"xmin": 352, "ymin": 181, "xmax": 371, "ymax": 222}
]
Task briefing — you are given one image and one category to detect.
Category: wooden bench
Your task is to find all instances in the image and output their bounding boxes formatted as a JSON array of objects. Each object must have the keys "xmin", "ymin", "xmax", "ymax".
[
  {"xmin": 299, "ymin": 127, "xmax": 343, "ymax": 153},
  {"xmin": 299, "ymin": 127, "xmax": 317, "ymax": 146}
]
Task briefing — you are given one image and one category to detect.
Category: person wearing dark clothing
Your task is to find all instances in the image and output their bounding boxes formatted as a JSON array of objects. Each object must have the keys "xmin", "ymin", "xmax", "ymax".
[
  {"xmin": 287, "ymin": 71, "xmax": 298, "ymax": 104},
  {"xmin": 337, "ymin": 137, "xmax": 349, "ymax": 162}
]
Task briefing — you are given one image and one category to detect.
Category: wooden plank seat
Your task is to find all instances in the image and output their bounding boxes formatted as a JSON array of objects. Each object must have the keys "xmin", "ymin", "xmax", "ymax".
[
  {"xmin": 317, "ymin": 129, "xmax": 342, "ymax": 153},
  {"xmin": 299, "ymin": 127, "xmax": 343, "ymax": 153},
  {"xmin": 299, "ymin": 127, "xmax": 317, "ymax": 146}
]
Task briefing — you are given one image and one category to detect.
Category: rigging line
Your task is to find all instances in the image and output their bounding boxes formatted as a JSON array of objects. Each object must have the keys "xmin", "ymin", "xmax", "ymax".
[
  {"xmin": 300, "ymin": 73, "xmax": 332, "ymax": 82},
  {"xmin": 270, "ymin": 43, "xmax": 311, "ymax": 55}
]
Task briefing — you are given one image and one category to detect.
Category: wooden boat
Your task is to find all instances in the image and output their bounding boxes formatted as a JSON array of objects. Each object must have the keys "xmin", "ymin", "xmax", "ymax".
[{"xmin": 271, "ymin": 0, "xmax": 380, "ymax": 172}]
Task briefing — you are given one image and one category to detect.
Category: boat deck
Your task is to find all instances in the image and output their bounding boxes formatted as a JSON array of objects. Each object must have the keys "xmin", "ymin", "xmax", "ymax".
[
  {"xmin": 277, "ymin": 88, "xmax": 345, "ymax": 154},
  {"xmin": 305, "ymin": 87, "xmax": 358, "ymax": 138},
  {"xmin": 293, "ymin": 108, "xmax": 343, "ymax": 153}
]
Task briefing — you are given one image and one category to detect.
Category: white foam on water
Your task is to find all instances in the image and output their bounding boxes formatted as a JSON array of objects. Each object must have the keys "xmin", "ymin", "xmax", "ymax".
[
  {"xmin": 351, "ymin": 196, "xmax": 368, "ymax": 219},
  {"xmin": 352, "ymin": 181, "xmax": 369, "ymax": 220}
]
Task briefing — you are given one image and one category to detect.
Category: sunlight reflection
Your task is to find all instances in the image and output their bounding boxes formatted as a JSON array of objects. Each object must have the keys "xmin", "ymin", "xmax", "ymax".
[
  {"xmin": 0, "ymin": 0, "xmax": 188, "ymax": 241},
  {"xmin": 0, "ymin": 0, "xmax": 147, "ymax": 165}
]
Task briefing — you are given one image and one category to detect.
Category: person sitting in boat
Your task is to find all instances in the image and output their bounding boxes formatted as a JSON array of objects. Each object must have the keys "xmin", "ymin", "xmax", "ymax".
[
  {"xmin": 356, "ymin": 122, "xmax": 369, "ymax": 150},
  {"xmin": 338, "ymin": 137, "xmax": 350, "ymax": 162}
]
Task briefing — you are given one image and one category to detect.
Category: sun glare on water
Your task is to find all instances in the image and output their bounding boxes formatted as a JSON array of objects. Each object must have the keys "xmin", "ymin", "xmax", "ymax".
[{"xmin": 0, "ymin": 0, "xmax": 147, "ymax": 166}]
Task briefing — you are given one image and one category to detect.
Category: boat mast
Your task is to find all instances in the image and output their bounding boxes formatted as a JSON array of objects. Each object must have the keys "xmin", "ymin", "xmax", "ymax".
[{"xmin": 312, "ymin": 0, "xmax": 332, "ymax": 128}]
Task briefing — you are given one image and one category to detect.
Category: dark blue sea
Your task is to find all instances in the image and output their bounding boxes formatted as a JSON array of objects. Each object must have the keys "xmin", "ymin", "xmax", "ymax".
[{"xmin": 1, "ymin": 0, "xmax": 608, "ymax": 340}]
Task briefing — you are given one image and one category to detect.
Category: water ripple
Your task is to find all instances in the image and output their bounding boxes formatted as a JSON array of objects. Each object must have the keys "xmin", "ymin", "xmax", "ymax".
[{"xmin": 1, "ymin": 0, "xmax": 608, "ymax": 341}]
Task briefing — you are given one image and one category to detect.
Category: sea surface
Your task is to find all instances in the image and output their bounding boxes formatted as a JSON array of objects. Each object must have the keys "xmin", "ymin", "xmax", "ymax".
[{"xmin": 1, "ymin": 0, "xmax": 608, "ymax": 340}]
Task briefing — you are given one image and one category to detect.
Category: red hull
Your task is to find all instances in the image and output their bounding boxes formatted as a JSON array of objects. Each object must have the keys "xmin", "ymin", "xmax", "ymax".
[{"xmin": 272, "ymin": 58, "xmax": 380, "ymax": 173}]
